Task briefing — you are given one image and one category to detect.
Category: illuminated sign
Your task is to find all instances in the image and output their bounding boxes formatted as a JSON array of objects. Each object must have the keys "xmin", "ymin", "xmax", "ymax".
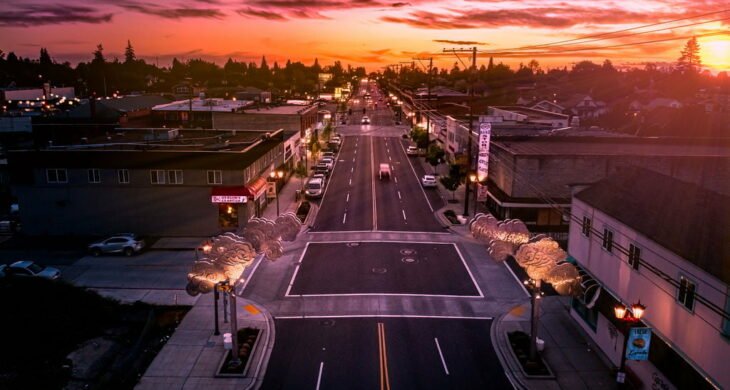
[
  {"xmin": 211, "ymin": 195, "xmax": 247, "ymax": 203},
  {"xmin": 477, "ymin": 122, "xmax": 491, "ymax": 201}
]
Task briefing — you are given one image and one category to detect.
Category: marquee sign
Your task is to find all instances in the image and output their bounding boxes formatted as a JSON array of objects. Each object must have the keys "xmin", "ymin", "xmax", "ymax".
[{"xmin": 211, "ymin": 195, "xmax": 247, "ymax": 204}]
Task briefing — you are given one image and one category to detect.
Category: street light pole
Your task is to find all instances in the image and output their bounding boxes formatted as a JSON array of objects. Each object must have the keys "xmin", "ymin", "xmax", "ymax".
[
  {"xmin": 614, "ymin": 300, "xmax": 647, "ymax": 386},
  {"xmin": 270, "ymin": 170, "xmax": 284, "ymax": 217}
]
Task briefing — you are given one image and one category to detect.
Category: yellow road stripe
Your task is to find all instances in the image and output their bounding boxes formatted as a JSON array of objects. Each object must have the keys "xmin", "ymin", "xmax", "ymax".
[
  {"xmin": 382, "ymin": 323, "xmax": 391, "ymax": 390},
  {"xmin": 378, "ymin": 323, "xmax": 384, "ymax": 390}
]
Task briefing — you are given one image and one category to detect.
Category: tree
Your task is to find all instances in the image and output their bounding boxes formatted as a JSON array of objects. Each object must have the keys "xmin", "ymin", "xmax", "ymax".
[
  {"xmin": 92, "ymin": 44, "xmax": 105, "ymax": 65},
  {"xmin": 124, "ymin": 40, "xmax": 136, "ymax": 64},
  {"xmin": 409, "ymin": 126, "xmax": 429, "ymax": 149},
  {"xmin": 439, "ymin": 176, "xmax": 460, "ymax": 201},
  {"xmin": 425, "ymin": 144, "xmax": 445, "ymax": 174},
  {"xmin": 39, "ymin": 48, "xmax": 52, "ymax": 66},
  {"xmin": 677, "ymin": 36, "xmax": 701, "ymax": 74}
]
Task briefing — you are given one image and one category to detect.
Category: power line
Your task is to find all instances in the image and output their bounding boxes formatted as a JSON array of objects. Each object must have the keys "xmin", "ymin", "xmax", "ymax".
[{"xmin": 499, "ymin": 8, "xmax": 730, "ymax": 51}]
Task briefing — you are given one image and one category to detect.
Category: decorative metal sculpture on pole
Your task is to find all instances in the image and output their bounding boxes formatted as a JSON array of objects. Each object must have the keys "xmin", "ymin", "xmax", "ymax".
[
  {"xmin": 470, "ymin": 213, "xmax": 582, "ymax": 362},
  {"xmin": 185, "ymin": 212, "xmax": 302, "ymax": 369}
]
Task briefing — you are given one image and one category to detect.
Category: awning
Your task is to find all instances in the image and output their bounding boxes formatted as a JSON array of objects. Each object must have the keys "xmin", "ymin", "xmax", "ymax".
[
  {"xmin": 211, "ymin": 186, "xmax": 249, "ymax": 203},
  {"xmin": 246, "ymin": 177, "xmax": 268, "ymax": 199}
]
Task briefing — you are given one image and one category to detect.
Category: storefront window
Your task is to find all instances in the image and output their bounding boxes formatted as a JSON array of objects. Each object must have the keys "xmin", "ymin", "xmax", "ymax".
[{"xmin": 218, "ymin": 204, "xmax": 238, "ymax": 229}]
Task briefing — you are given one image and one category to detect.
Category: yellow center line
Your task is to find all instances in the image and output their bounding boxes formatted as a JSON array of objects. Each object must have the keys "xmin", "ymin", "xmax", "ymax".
[{"xmin": 378, "ymin": 322, "xmax": 391, "ymax": 390}]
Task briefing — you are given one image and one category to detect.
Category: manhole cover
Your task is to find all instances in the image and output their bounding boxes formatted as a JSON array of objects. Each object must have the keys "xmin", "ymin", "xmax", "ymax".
[
  {"xmin": 401, "ymin": 257, "xmax": 418, "ymax": 264},
  {"xmin": 347, "ymin": 242, "xmax": 360, "ymax": 247},
  {"xmin": 400, "ymin": 248, "xmax": 417, "ymax": 256},
  {"xmin": 320, "ymin": 319, "xmax": 335, "ymax": 327},
  {"xmin": 371, "ymin": 267, "xmax": 388, "ymax": 274}
]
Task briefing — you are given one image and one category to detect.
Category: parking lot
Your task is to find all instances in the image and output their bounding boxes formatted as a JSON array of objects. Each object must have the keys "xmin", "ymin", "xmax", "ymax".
[{"xmin": 286, "ymin": 242, "xmax": 483, "ymax": 297}]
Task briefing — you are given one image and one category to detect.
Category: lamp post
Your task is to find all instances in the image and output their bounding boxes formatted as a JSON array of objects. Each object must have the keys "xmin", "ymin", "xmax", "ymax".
[
  {"xmin": 270, "ymin": 170, "xmax": 284, "ymax": 217},
  {"xmin": 614, "ymin": 300, "xmax": 647, "ymax": 386},
  {"xmin": 469, "ymin": 172, "xmax": 478, "ymax": 215}
]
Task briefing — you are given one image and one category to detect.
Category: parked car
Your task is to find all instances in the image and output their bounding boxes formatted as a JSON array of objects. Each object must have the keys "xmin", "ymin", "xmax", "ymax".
[
  {"xmin": 321, "ymin": 151, "xmax": 335, "ymax": 160},
  {"xmin": 319, "ymin": 157, "xmax": 334, "ymax": 170},
  {"xmin": 1, "ymin": 261, "xmax": 61, "ymax": 280},
  {"xmin": 312, "ymin": 173, "xmax": 327, "ymax": 186},
  {"xmin": 314, "ymin": 163, "xmax": 330, "ymax": 176},
  {"xmin": 406, "ymin": 146, "xmax": 418, "ymax": 156},
  {"xmin": 361, "ymin": 115, "xmax": 370, "ymax": 124},
  {"xmin": 330, "ymin": 136, "xmax": 341, "ymax": 145},
  {"xmin": 421, "ymin": 175, "xmax": 438, "ymax": 188},
  {"xmin": 88, "ymin": 235, "xmax": 145, "ymax": 256},
  {"xmin": 305, "ymin": 178, "xmax": 325, "ymax": 199}
]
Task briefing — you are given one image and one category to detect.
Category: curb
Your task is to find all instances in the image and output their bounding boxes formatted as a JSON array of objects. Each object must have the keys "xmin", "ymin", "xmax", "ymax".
[
  {"xmin": 244, "ymin": 300, "xmax": 276, "ymax": 390},
  {"xmin": 491, "ymin": 304, "xmax": 531, "ymax": 390}
]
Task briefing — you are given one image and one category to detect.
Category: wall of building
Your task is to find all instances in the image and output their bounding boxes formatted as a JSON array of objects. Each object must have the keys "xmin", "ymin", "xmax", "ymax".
[{"xmin": 568, "ymin": 198, "xmax": 730, "ymax": 388}]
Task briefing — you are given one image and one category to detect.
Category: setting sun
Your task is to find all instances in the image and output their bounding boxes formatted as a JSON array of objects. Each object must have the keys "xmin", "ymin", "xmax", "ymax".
[{"xmin": 700, "ymin": 38, "xmax": 730, "ymax": 71}]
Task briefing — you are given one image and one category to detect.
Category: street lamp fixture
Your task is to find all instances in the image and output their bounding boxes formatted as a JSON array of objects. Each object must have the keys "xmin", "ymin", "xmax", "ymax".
[
  {"xmin": 270, "ymin": 170, "xmax": 285, "ymax": 216},
  {"xmin": 614, "ymin": 300, "xmax": 648, "ymax": 386}
]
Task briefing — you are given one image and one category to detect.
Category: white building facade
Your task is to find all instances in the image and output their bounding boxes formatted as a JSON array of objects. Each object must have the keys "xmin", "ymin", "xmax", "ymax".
[{"xmin": 568, "ymin": 168, "xmax": 730, "ymax": 389}]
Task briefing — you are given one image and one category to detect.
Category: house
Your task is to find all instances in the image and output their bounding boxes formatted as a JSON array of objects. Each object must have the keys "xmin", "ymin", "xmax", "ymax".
[
  {"xmin": 564, "ymin": 95, "xmax": 609, "ymax": 119},
  {"xmin": 531, "ymin": 100, "xmax": 565, "ymax": 114},
  {"xmin": 8, "ymin": 129, "xmax": 299, "ymax": 236},
  {"xmin": 568, "ymin": 167, "xmax": 729, "ymax": 389},
  {"xmin": 151, "ymin": 98, "xmax": 254, "ymax": 129}
]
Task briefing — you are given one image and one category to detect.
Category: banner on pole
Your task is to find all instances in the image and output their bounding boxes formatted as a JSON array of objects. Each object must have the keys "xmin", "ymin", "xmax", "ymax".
[
  {"xmin": 477, "ymin": 121, "xmax": 491, "ymax": 201},
  {"xmin": 626, "ymin": 327, "xmax": 651, "ymax": 361}
]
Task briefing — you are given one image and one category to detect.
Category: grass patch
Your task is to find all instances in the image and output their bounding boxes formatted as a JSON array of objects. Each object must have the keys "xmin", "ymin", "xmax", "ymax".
[{"xmin": 507, "ymin": 331, "xmax": 551, "ymax": 377}]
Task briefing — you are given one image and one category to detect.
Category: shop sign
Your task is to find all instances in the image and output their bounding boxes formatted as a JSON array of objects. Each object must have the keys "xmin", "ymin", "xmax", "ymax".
[
  {"xmin": 477, "ymin": 121, "xmax": 491, "ymax": 201},
  {"xmin": 211, "ymin": 195, "xmax": 247, "ymax": 203},
  {"xmin": 626, "ymin": 327, "xmax": 651, "ymax": 361}
]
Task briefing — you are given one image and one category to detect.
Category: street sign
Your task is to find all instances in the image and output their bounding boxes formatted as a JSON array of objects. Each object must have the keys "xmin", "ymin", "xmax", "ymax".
[
  {"xmin": 211, "ymin": 195, "xmax": 247, "ymax": 203},
  {"xmin": 616, "ymin": 372, "xmax": 626, "ymax": 383},
  {"xmin": 626, "ymin": 327, "xmax": 652, "ymax": 361},
  {"xmin": 477, "ymin": 122, "xmax": 491, "ymax": 201}
]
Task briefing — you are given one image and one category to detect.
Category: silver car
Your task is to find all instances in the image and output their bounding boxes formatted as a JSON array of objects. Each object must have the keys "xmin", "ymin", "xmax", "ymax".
[
  {"xmin": 89, "ymin": 235, "xmax": 145, "ymax": 256},
  {"xmin": 1, "ymin": 261, "xmax": 61, "ymax": 280}
]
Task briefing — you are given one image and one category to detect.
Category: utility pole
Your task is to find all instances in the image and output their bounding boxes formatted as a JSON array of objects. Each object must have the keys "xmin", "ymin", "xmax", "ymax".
[
  {"xmin": 413, "ymin": 57, "xmax": 433, "ymax": 136},
  {"xmin": 443, "ymin": 46, "xmax": 479, "ymax": 216}
]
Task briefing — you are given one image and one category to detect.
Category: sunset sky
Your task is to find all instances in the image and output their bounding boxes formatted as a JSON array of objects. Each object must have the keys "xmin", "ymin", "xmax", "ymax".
[{"xmin": 0, "ymin": 0, "xmax": 728, "ymax": 72}]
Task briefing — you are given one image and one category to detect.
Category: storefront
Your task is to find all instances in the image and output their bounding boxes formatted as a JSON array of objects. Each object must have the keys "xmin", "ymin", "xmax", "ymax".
[
  {"xmin": 210, "ymin": 187, "xmax": 249, "ymax": 230},
  {"xmin": 245, "ymin": 177, "xmax": 268, "ymax": 218}
]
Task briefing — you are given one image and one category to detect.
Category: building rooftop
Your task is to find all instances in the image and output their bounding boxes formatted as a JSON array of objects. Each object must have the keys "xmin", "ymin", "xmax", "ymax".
[
  {"xmin": 575, "ymin": 167, "xmax": 730, "ymax": 285},
  {"xmin": 492, "ymin": 136, "xmax": 730, "ymax": 157},
  {"xmin": 242, "ymin": 104, "xmax": 316, "ymax": 115},
  {"xmin": 152, "ymin": 98, "xmax": 253, "ymax": 113},
  {"xmin": 100, "ymin": 95, "xmax": 172, "ymax": 112},
  {"xmin": 491, "ymin": 106, "xmax": 569, "ymax": 120}
]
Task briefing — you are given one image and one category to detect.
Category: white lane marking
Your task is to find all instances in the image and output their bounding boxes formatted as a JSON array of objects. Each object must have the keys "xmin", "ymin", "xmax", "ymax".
[
  {"xmin": 284, "ymin": 242, "xmax": 310, "ymax": 296},
  {"xmin": 353, "ymin": 158, "xmax": 356, "ymax": 162},
  {"xmin": 397, "ymin": 191, "xmax": 401, "ymax": 200},
  {"xmin": 434, "ymin": 338, "xmax": 450, "ymax": 375},
  {"xmin": 402, "ymin": 210, "xmax": 407, "ymax": 220},
  {"xmin": 342, "ymin": 213, "xmax": 347, "ymax": 224},
  {"xmin": 349, "ymin": 178, "xmax": 352, "ymax": 186},
  {"xmin": 351, "ymin": 167, "xmax": 354, "ymax": 173},
  {"xmin": 276, "ymin": 314, "xmax": 494, "ymax": 320},
  {"xmin": 388, "ymin": 156, "xmax": 392, "ymax": 161},
  {"xmin": 394, "ymin": 177, "xmax": 398, "ymax": 183},
  {"xmin": 346, "ymin": 193, "xmax": 350, "ymax": 202},
  {"xmin": 371, "ymin": 136, "xmax": 377, "ymax": 231},
  {"xmin": 398, "ymin": 141, "xmax": 435, "ymax": 213},
  {"xmin": 316, "ymin": 362, "xmax": 324, "ymax": 390},
  {"xmin": 452, "ymin": 244, "xmax": 485, "ymax": 298}
]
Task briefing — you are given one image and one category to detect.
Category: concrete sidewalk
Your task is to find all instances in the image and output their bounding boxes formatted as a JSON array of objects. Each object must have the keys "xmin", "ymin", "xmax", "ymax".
[
  {"xmin": 261, "ymin": 175, "xmax": 304, "ymax": 221},
  {"xmin": 136, "ymin": 255, "xmax": 275, "ymax": 390}
]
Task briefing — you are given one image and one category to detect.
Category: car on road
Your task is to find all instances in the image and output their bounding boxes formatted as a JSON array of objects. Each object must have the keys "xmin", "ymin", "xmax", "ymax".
[
  {"xmin": 305, "ymin": 178, "xmax": 325, "ymax": 199},
  {"xmin": 314, "ymin": 163, "xmax": 330, "ymax": 176},
  {"xmin": 0, "ymin": 261, "xmax": 61, "ymax": 280},
  {"xmin": 406, "ymin": 146, "xmax": 418, "ymax": 156},
  {"xmin": 421, "ymin": 175, "xmax": 438, "ymax": 188},
  {"xmin": 361, "ymin": 115, "xmax": 370, "ymax": 124},
  {"xmin": 379, "ymin": 163, "xmax": 391, "ymax": 180},
  {"xmin": 88, "ymin": 235, "xmax": 145, "ymax": 257}
]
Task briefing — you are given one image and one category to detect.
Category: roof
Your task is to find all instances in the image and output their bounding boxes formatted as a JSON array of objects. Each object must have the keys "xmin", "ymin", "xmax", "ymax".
[
  {"xmin": 100, "ymin": 95, "xmax": 171, "ymax": 112},
  {"xmin": 492, "ymin": 106, "xmax": 569, "ymax": 120},
  {"xmin": 575, "ymin": 167, "xmax": 730, "ymax": 285},
  {"xmin": 152, "ymin": 98, "xmax": 253, "ymax": 112},
  {"xmin": 7, "ymin": 135, "xmax": 283, "ymax": 171},
  {"xmin": 242, "ymin": 104, "xmax": 316, "ymax": 115},
  {"xmin": 492, "ymin": 136, "xmax": 730, "ymax": 157}
]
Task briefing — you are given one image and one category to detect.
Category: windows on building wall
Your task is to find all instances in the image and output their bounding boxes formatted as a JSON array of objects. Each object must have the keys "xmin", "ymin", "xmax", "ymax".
[
  {"xmin": 46, "ymin": 169, "xmax": 68, "ymax": 183},
  {"xmin": 118, "ymin": 169, "xmax": 130, "ymax": 184},
  {"xmin": 167, "ymin": 170, "xmax": 183, "ymax": 184},
  {"xmin": 677, "ymin": 276, "xmax": 696, "ymax": 312},
  {"xmin": 207, "ymin": 170, "xmax": 222, "ymax": 185},
  {"xmin": 602, "ymin": 227, "xmax": 614, "ymax": 252},
  {"xmin": 582, "ymin": 216, "xmax": 592, "ymax": 237},
  {"xmin": 628, "ymin": 244, "xmax": 641, "ymax": 270},
  {"xmin": 87, "ymin": 169, "xmax": 101, "ymax": 184},
  {"xmin": 150, "ymin": 170, "xmax": 165, "ymax": 184}
]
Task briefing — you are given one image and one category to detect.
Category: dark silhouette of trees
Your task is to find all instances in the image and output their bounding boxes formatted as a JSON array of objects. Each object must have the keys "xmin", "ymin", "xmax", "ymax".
[{"xmin": 677, "ymin": 37, "xmax": 702, "ymax": 74}]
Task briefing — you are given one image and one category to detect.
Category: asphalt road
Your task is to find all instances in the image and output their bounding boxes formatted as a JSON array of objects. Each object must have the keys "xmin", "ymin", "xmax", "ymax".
[
  {"xmin": 287, "ymin": 242, "xmax": 482, "ymax": 296},
  {"xmin": 261, "ymin": 317, "xmax": 512, "ymax": 390}
]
